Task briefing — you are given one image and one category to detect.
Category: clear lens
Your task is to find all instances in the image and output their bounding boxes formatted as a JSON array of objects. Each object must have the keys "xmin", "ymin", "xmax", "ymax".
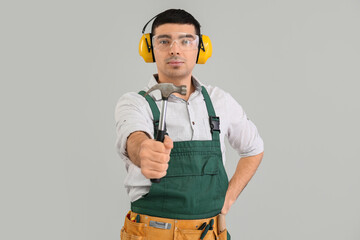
[{"xmin": 152, "ymin": 32, "xmax": 199, "ymax": 51}]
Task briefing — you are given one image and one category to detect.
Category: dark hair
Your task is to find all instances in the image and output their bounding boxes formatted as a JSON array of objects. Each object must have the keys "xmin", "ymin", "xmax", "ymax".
[{"xmin": 151, "ymin": 9, "xmax": 201, "ymax": 36}]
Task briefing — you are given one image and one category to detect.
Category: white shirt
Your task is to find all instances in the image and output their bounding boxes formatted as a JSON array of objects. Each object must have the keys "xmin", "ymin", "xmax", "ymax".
[{"xmin": 115, "ymin": 75, "xmax": 264, "ymax": 202}]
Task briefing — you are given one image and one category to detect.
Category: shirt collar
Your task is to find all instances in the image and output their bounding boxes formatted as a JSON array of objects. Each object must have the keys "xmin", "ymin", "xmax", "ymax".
[{"xmin": 145, "ymin": 74, "xmax": 203, "ymax": 101}]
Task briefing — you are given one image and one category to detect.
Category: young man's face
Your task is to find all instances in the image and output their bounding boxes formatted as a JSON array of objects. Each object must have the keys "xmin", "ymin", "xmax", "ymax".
[{"xmin": 152, "ymin": 23, "xmax": 198, "ymax": 82}]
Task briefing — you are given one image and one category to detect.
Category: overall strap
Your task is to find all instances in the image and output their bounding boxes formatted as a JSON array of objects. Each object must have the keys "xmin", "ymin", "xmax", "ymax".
[
  {"xmin": 138, "ymin": 91, "xmax": 160, "ymax": 138},
  {"xmin": 201, "ymin": 86, "xmax": 220, "ymax": 142}
]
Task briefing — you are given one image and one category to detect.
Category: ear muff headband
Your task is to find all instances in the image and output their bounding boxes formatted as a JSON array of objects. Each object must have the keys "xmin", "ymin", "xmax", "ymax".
[{"xmin": 139, "ymin": 15, "xmax": 212, "ymax": 64}]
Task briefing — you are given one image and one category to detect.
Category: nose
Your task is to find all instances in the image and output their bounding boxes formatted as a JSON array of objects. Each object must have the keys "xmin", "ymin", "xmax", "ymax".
[{"xmin": 169, "ymin": 40, "xmax": 180, "ymax": 55}]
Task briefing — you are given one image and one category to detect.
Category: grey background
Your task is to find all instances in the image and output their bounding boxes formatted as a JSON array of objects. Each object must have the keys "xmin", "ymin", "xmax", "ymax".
[{"xmin": 1, "ymin": 0, "xmax": 359, "ymax": 239}]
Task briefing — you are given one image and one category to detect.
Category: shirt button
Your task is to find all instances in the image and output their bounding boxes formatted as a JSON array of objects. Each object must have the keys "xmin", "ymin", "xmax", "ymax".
[{"xmin": 192, "ymin": 121, "xmax": 195, "ymax": 125}]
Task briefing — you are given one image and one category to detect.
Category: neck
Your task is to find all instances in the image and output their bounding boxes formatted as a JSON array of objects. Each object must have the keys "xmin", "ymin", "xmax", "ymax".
[{"xmin": 156, "ymin": 74, "xmax": 194, "ymax": 101}]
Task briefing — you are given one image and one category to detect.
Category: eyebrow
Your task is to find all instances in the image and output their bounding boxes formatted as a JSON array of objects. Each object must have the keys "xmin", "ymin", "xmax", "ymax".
[
  {"xmin": 156, "ymin": 34, "xmax": 172, "ymax": 39},
  {"xmin": 179, "ymin": 34, "xmax": 196, "ymax": 39}
]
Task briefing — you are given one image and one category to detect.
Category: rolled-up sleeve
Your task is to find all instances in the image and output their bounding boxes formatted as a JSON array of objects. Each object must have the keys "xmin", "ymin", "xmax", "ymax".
[
  {"xmin": 114, "ymin": 92, "xmax": 154, "ymax": 168},
  {"xmin": 225, "ymin": 93, "xmax": 264, "ymax": 158}
]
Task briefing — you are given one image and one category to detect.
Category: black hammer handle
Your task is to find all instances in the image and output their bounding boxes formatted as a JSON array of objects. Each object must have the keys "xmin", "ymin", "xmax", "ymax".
[{"xmin": 156, "ymin": 129, "xmax": 166, "ymax": 142}]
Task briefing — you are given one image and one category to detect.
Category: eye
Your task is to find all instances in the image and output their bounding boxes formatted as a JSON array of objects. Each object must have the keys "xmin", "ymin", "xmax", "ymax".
[
  {"xmin": 182, "ymin": 39, "xmax": 192, "ymax": 45},
  {"xmin": 158, "ymin": 39, "xmax": 170, "ymax": 45}
]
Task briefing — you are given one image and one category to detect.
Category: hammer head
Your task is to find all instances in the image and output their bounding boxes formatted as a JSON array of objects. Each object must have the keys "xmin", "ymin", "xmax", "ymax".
[{"xmin": 144, "ymin": 83, "xmax": 187, "ymax": 99}]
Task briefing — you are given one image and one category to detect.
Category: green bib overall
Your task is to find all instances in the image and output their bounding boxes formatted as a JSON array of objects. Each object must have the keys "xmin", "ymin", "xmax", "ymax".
[{"xmin": 132, "ymin": 87, "xmax": 229, "ymax": 220}]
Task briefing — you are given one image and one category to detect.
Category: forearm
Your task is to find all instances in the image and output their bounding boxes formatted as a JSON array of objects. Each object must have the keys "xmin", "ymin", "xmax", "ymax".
[
  {"xmin": 126, "ymin": 131, "xmax": 151, "ymax": 168},
  {"xmin": 221, "ymin": 152, "xmax": 264, "ymax": 214}
]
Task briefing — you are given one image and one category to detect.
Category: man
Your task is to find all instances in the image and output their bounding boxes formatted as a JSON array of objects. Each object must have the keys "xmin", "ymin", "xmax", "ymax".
[{"xmin": 115, "ymin": 9, "xmax": 264, "ymax": 240}]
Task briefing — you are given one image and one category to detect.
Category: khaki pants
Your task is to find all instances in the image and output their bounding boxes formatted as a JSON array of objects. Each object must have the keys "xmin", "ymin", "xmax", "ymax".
[{"xmin": 121, "ymin": 211, "xmax": 228, "ymax": 240}]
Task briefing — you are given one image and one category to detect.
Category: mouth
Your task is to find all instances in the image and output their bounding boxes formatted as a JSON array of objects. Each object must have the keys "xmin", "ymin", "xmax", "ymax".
[
  {"xmin": 167, "ymin": 61, "xmax": 184, "ymax": 67},
  {"xmin": 166, "ymin": 57, "xmax": 185, "ymax": 67}
]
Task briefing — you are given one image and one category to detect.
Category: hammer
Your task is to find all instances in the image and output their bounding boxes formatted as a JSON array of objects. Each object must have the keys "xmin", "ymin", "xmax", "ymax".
[{"xmin": 144, "ymin": 83, "xmax": 187, "ymax": 183}]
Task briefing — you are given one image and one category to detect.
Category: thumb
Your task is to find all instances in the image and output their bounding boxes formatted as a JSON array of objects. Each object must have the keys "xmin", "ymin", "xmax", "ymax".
[{"xmin": 163, "ymin": 135, "xmax": 173, "ymax": 152}]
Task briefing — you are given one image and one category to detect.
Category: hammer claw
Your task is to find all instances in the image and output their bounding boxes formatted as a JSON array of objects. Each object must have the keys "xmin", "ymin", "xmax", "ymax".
[{"xmin": 144, "ymin": 83, "xmax": 187, "ymax": 99}]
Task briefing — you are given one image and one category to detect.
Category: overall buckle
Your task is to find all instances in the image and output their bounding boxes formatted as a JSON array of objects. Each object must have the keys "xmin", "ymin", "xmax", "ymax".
[{"xmin": 209, "ymin": 116, "xmax": 220, "ymax": 133}]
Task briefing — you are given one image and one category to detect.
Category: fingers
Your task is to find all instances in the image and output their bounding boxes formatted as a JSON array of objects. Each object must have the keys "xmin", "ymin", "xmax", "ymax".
[
  {"xmin": 138, "ymin": 136, "xmax": 173, "ymax": 179},
  {"xmin": 141, "ymin": 169, "xmax": 167, "ymax": 180},
  {"xmin": 141, "ymin": 160, "xmax": 169, "ymax": 179},
  {"xmin": 139, "ymin": 145, "xmax": 170, "ymax": 164},
  {"xmin": 141, "ymin": 136, "xmax": 173, "ymax": 154},
  {"xmin": 139, "ymin": 139, "xmax": 171, "ymax": 163}
]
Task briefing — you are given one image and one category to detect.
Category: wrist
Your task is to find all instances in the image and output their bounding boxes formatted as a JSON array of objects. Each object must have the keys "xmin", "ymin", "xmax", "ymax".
[{"xmin": 127, "ymin": 131, "xmax": 150, "ymax": 167}]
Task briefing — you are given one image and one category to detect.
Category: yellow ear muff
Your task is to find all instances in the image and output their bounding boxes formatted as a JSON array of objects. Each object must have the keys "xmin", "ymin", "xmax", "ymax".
[
  {"xmin": 139, "ymin": 33, "xmax": 155, "ymax": 63},
  {"xmin": 197, "ymin": 35, "xmax": 212, "ymax": 64}
]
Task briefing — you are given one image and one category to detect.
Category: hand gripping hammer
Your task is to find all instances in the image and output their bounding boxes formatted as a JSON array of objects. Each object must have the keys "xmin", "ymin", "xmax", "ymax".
[{"xmin": 144, "ymin": 83, "xmax": 187, "ymax": 183}]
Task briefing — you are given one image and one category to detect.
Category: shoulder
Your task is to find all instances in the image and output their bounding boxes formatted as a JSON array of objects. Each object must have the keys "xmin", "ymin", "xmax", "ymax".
[
  {"xmin": 201, "ymin": 83, "xmax": 245, "ymax": 117},
  {"xmin": 116, "ymin": 91, "xmax": 149, "ymax": 108},
  {"xmin": 201, "ymin": 84, "xmax": 233, "ymax": 103},
  {"xmin": 114, "ymin": 92, "xmax": 153, "ymax": 121}
]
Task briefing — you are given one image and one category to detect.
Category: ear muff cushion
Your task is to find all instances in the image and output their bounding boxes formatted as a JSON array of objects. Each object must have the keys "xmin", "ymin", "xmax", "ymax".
[
  {"xmin": 139, "ymin": 33, "xmax": 155, "ymax": 63},
  {"xmin": 197, "ymin": 35, "xmax": 212, "ymax": 64}
]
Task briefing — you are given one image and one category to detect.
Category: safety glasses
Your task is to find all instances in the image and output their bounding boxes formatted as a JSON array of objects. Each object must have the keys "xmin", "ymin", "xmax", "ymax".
[{"xmin": 152, "ymin": 32, "xmax": 199, "ymax": 51}]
